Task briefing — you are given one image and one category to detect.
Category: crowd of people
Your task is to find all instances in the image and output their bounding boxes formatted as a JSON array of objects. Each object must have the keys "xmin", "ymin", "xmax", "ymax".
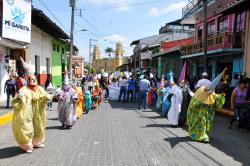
[
  {"xmin": 6, "ymin": 58, "xmax": 112, "ymax": 153},
  {"xmin": 4, "ymin": 57, "xmax": 250, "ymax": 153},
  {"xmin": 110, "ymin": 67, "xmax": 250, "ymax": 143}
]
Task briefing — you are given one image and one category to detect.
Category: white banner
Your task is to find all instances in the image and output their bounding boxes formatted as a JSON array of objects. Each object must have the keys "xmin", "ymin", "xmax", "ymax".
[{"xmin": 2, "ymin": 0, "xmax": 31, "ymax": 43}]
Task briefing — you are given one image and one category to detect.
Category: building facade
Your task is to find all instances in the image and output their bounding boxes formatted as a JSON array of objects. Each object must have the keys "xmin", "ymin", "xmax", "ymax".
[
  {"xmin": 181, "ymin": 0, "xmax": 249, "ymax": 79},
  {"xmin": 92, "ymin": 42, "xmax": 127, "ymax": 73},
  {"xmin": 51, "ymin": 39, "xmax": 69, "ymax": 87},
  {"xmin": 72, "ymin": 56, "xmax": 84, "ymax": 79},
  {"xmin": 130, "ymin": 19, "xmax": 194, "ymax": 74}
]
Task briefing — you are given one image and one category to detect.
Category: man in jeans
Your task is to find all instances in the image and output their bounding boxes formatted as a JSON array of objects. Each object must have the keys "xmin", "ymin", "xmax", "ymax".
[
  {"xmin": 4, "ymin": 75, "xmax": 16, "ymax": 108},
  {"xmin": 118, "ymin": 76, "xmax": 127, "ymax": 102},
  {"xmin": 127, "ymin": 76, "xmax": 135, "ymax": 102},
  {"xmin": 138, "ymin": 75, "xmax": 151, "ymax": 110}
]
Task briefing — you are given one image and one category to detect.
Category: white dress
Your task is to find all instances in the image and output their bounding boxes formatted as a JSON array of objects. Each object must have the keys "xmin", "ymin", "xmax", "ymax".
[
  {"xmin": 57, "ymin": 88, "xmax": 78, "ymax": 126},
  {"xmin": 167, "ymin": 85, "xmax": 183, "ymax": 125}
]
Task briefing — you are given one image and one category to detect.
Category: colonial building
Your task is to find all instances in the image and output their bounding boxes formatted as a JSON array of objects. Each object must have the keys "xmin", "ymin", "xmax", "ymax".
[
  {"xmin": 180, "ymin": 0, "xmax": 249, "ymax": 79},
  {"xmin": 130, "ymin": 18, "xmax": 194, "ymax": 76},
  {"xmin": 28, "ymin": 8, "xmax": 70, "ymax": 87},
  {"xmin": 72, "ymin": 56, "xmax": 84, "ymax": 78},
  {"xmin": 92, "ymin": 42, "xmax": 128, "ymax": 73}
]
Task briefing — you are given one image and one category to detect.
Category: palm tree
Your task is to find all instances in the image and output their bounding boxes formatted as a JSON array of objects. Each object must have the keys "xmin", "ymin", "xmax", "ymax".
[
  {"xmin": 105, "ymin": 47, "xmax": 114, "ymax": 57},
  {"xmin": 105, "ymin": 47, "xmax": 114, "ymax": 73}
]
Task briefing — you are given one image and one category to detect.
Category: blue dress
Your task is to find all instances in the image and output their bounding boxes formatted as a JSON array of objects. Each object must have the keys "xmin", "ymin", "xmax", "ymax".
[
  {"xmin": 162, "ymin": 87, "xmax": 171, "ymax": 116},
  {"xmin": 84, "ymin": 89, "xmax": 92, "ymax": 113}
]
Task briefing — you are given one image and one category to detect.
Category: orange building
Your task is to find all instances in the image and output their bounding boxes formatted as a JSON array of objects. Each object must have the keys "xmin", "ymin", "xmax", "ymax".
[{"xmin": 72, "ymin": 56, "xmax": 84, "ymax": 78}]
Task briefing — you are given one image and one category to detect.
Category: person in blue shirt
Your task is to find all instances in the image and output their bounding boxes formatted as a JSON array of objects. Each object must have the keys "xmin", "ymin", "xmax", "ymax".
[
  {"xmin": 4, "ymin": 75, "xmax": 16, "ymax": 108},
  {"xmin": 126, "ymin": 76, "xmax": 136, "ymax": 102}
]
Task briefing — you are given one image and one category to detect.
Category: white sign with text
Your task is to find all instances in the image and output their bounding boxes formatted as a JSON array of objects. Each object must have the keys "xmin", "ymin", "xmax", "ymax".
[{"xmin": 2, "ymin": 0, "xmax": 31, "ymax": 43}]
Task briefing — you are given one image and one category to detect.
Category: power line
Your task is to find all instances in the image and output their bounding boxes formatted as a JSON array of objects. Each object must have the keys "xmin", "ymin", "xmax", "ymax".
[
  {"xmin": 37, "ymin": 0, "xmax": 69, "ymax": 32},
  {"xmin": 53, "ymin": 0, "xmax": 162, "ymax": 11}
]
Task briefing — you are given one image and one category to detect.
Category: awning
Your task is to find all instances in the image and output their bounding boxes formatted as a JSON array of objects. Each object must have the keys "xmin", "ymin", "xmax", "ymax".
[
  {"xmin": 32, "ymin": 8, "xmax": 69, "ymax": 39},
  {"xmin": 0, "ymin": 37, "xmax": 27, "ymax": 49},
  {"xmin": 216, "ymin": 0, "xmax": 249, "ymax": 14},
  {"xmin": 152, "ymin": 46, "xmax": 180, "ymax": 58},
  {"xmin": 130, "ymin": 40, "xmax": 140, "ymax": 46},
  {"xmin": 181, "ymin": 48, "xmax": 244, "ymax": 59}
]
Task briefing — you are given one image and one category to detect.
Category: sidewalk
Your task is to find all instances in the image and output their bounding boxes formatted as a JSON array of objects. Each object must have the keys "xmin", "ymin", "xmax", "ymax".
[{"xmin": 0, "ymin": 101, "xmax": 13, "ymax": 125}]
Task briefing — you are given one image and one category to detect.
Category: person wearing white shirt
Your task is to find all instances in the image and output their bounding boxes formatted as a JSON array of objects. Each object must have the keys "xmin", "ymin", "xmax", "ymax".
[
  {"xmin": 195, "ymin": 72, "xmax": 211, "ymax": 90},
  {"xmin": 118, "ymin": 76, "xmax": 128, "ymax": 102}
]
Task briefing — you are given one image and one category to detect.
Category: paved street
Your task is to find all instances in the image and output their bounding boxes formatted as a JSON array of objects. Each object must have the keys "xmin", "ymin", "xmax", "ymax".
[{"xmin": 0, "ymin": 101, "xmax": 250, "ymax": 166}]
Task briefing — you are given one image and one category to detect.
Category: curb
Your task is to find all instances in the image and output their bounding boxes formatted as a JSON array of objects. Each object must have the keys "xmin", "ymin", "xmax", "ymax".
[{"xmin": 0, "ymin": 111, "xmax": 13, "ymax": 125}]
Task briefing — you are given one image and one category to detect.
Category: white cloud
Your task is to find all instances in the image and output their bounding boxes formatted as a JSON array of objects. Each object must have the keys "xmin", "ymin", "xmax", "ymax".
[
  {"xmin": 148, "ymin": 1, "xmax": 187, "ymax": 17},
  {"xmin": 104, "ymin": 34, "xmax": 126, "ymax": 43},
  {"xmin": 148, "ymin": 7, "xmax": 159, "ymax": 16},
  {"xmin": 117, "ymin": 4, "xmax": 131, "ymax": 11}
]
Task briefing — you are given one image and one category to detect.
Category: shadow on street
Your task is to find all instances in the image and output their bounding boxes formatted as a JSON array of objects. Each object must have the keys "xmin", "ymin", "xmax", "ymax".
[
  {"xmin": 164, "ymin": 136, "xmax": 191, "ymax": 148},
  {"xmin": 0, "ymin": 147, "xmax": 24, "ymax": 159},
  {"xmin": 108, "ymin": 100, "xmax": 250, "ymax": 165}
]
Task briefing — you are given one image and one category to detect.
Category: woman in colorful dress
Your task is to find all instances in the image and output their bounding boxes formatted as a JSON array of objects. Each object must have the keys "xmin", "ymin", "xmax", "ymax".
[
  {"xmin": 91, "ymin": 85, "xmax": 99, "ymax": 109},
  {"xmin": 56, "ymin": 81, "xmax": 78, "ymax": 129},
  {"xmin": 156, "ymin": 84, "xmax": 166, "ymax": 111},
  {"xmin": 12, "ymin": 58, "xmax": 51, "ymax": 153},
  {"xmin": 97, "ymin": 84, "xmax": 103, "ymax": 105},
  {"xmin": 84, "ymin": 87, "xmax": 92, "ymax": 113},
  {"xmin": 73, "ymin": 84, "xmax": 84, "ymax": 119},
  {"xmin": 187, "ymin": 69, "xmax": 226, "ymax": 143}
]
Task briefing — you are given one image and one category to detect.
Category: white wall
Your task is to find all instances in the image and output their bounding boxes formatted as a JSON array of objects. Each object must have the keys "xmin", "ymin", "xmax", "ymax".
[
  {"xmin": 0, "ymin": 46, "xmax": 9, "ymax": 102},
  {"xmin": 26, "ymin": 24, "xmax": 53, "ymax": 75}
]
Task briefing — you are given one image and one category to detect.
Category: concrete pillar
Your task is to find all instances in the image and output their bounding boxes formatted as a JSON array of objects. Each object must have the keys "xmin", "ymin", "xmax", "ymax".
[
  {"xmin": 244, "ymin": 10, "xmax": 250, "ymax": 77},
  {"xmin": 192, "ymin": 61, "xmax": 197, "ymax": 77},
  {"xmin": 157, "ymin": 57, "xmax": 162, "ymax": 76},
  {"xmin": 211, "ymin": 60, "xmax": 217, "ymax": 79}
]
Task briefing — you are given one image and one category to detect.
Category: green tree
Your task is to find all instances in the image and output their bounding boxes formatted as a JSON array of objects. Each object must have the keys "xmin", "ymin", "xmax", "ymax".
[
  {"xmin": 84, "ymin": 64, "xmax": 96, "ymax": 74},
  {"xmin": 105, "ymin": 47, "xmax": 114, "ymax": 57}
]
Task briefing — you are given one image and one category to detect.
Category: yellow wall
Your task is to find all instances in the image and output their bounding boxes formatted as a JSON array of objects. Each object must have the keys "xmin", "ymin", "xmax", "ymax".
[{"xmin": 93, "ymin": 57, "xmax": 123, "ymax": 73}]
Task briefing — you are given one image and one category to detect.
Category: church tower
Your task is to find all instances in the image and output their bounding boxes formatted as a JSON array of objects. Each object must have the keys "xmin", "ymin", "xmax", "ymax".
[
  {"xmin": 92, "ymin": 45, "xmax": 101, "ymax": 72},
  {"xmin": 115, "ymin": 42, "xmax": 124, "ymax": 68},
  {"xmin": 92, "ymin": 45, "xmax": 101, "ymax": 60},
  {"xmin": 115, "ymin": 42, "xmax": 124, "ymax": 57}
]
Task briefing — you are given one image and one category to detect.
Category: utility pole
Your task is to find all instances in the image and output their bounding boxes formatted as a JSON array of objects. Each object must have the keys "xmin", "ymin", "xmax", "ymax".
[
  {"xmin": 68, "ymin": 0, "xmax": 75, "ymax": 81},
  {"xmin": 89, "ymin": 39, "xmax": 91, "ymax": 74},
  {"xmin": 203, "ymin": 0, "xmax": 208, "ymax": 72}
]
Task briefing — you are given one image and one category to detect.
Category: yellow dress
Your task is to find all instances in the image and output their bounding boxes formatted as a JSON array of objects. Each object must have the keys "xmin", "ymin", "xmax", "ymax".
[
  {"xmin": 74, "ymin": 86, "xmax": 83, "ymax": 119},
  {"xmin": 12, "ymin": 86, "xmax": 50, "ymax": 151}
]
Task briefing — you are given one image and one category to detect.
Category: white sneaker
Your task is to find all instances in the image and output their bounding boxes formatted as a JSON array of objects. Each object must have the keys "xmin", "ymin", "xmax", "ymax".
[
  {"xmin": 34, "ymin": 144, "xmax": 45, "ymax": 148},
  {"xmin": 26, "ymin": 150, "xmax": 33, "ymax": 153}
]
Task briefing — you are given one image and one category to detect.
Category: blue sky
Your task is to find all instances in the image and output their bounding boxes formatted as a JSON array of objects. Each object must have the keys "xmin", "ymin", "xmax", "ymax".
[{"xmin": 32, "ymin": 0, "xmax": 188, "ymax": 61}]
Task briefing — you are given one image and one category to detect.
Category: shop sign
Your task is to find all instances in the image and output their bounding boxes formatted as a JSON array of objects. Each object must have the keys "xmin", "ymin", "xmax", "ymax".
[{"xmin": 2, "ymin": 0, "xmax": 32, "ymax": 43}]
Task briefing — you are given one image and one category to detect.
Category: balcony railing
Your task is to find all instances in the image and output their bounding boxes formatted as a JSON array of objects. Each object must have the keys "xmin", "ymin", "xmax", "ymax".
[
  {"xmin": 181, "ymin": 31, "xmax": 244, "ymax": 55},
  {"xmin": 182, "ymin": 0, "xmax": 214, "ymax": 18}
]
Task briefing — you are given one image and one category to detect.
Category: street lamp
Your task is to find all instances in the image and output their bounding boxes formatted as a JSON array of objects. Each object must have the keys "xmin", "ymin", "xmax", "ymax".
[{"xmin": 74, "ymin": 28, "xmax": 87, "ymax": 34}]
